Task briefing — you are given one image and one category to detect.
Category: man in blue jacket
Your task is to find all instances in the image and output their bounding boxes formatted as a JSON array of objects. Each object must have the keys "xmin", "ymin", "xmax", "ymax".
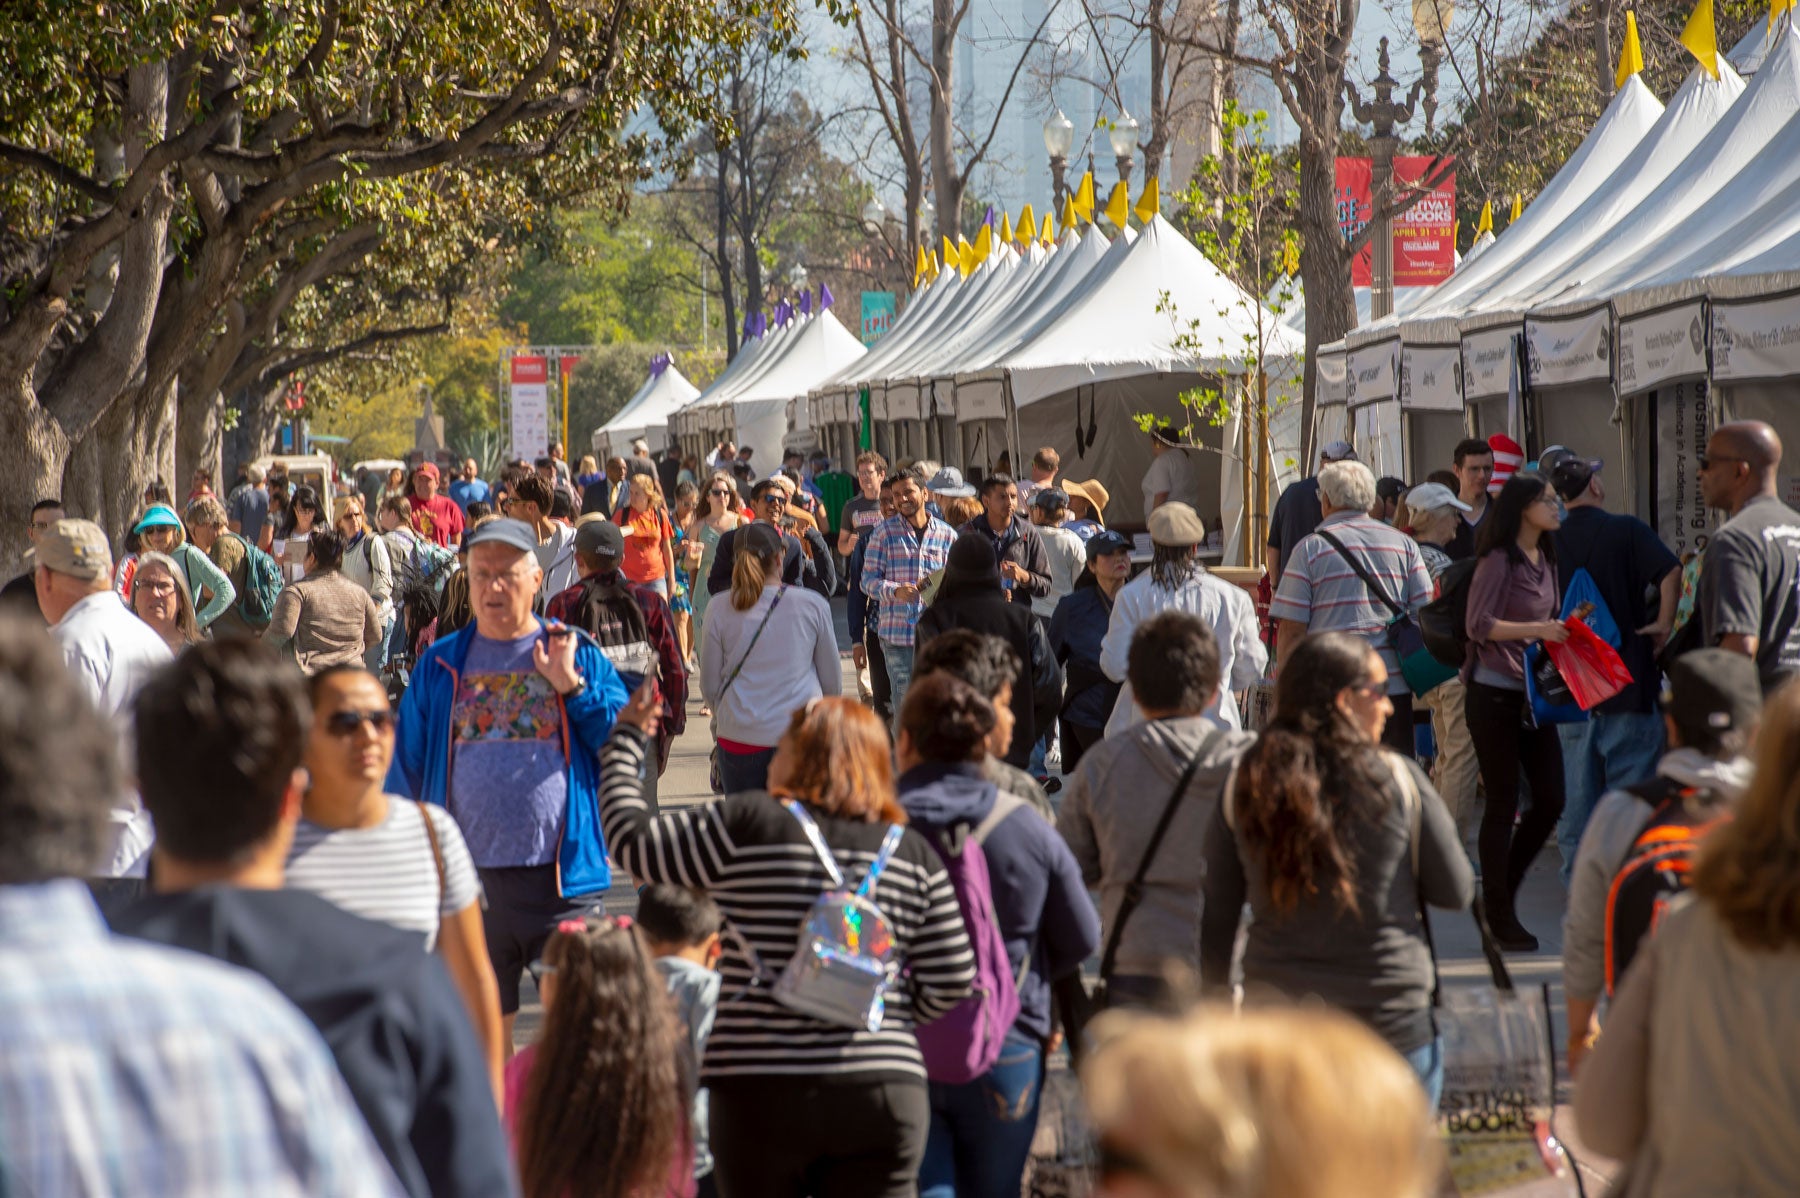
[{"xmin": 388, "ymin": 518, "xmax": 628, "ymax": 1042}]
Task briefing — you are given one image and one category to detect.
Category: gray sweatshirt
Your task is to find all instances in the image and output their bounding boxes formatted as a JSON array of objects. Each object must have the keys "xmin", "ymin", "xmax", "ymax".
[
  {"xmin": 1561, "ymin": 748, "xmax": 1752, "ymax": 1004},
  {"xmin": 1057, "ymin": 716, "xmax": 1255, "ymax": 979}
]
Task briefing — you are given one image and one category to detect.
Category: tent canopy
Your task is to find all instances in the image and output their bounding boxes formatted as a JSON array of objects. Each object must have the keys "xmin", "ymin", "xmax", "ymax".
[{"xmin": 594, "ymin": 358, "xmax": 699, "ymax": 454}]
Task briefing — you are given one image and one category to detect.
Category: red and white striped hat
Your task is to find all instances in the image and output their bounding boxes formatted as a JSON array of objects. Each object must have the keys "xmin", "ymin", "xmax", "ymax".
[{"xmin": 1487, "ymin": 433, "xmax": 1524, "ymax": 495}]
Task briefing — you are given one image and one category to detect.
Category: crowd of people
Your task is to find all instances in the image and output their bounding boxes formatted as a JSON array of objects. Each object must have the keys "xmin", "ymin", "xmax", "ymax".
[{"xmin": 4, "ymin": 420, "xmax": 1800, "ymax": 1197}]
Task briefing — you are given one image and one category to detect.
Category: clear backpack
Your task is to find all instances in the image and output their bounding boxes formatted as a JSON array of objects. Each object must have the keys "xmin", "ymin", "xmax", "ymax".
[{"xmin": 768, "ymin": 799, "xmax": 906, "ymax": 1033}]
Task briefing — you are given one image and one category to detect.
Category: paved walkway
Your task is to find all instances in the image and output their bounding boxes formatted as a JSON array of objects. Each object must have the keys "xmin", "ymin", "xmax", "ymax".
[{"xmin": 516, "ymin": 646, "xmax": 1616, "ymax": 1194}]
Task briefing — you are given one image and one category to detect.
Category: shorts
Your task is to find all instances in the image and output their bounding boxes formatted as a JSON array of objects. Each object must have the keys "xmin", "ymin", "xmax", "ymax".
[{"xmin": 477, "ymin": 863, "xmax": 596, "ymax": 1014}]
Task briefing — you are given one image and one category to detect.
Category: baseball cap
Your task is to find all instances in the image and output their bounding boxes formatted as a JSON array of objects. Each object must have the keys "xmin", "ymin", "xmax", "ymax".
[
  {"xmin": 132, "ymin": 505, "xmax": 183, "ymax": 534},
  {"xmin": 462, "ymin": 517, "xmax": 537, "ymax": 555},
  {"xmin": 415, "ymin": 461, "xmax": 440, "ymax": 480},
  {"xmin": 24, "ymin": 518, "xmax": 113, "ymax": 581},
  {"xmin": 1376, "ymin": 476, "xmax": 1408, "ymax": 503},
  {"xmin": 1321, "ymin": 440, "xmax": 1357, "ymax": 463},
  {"xmin": 1662, "ymin": 649, "xmax": 1762, "ymax": 744},
  {"xmin": 1031, "ymin": 487, "xmax": 1069, "ymax": 511},
  {"xmin": 925, "ymin": 466, "xmax": 976, "ymax": 498},
  {"xmin": 1085, "ymin": 529, "xmax": 1132, "ymax": 562},
  {"xmin": 1147, "ymin": 502, "xmax": 1206, "ymax": 547},
  {"xmin": 1550, "ymin": 455, "xmax": 1603, "ymax": 500},
  {"xmin": 574, "ymin": 520, "xmax": 624, "ymax": 561},
  {"xmin": 1405, "ymin": 482, "xmax": 1471, "ymax": 513},
  {"xmin": 738, "ymin": 520, "xmax": 785, "ymax": 560}
]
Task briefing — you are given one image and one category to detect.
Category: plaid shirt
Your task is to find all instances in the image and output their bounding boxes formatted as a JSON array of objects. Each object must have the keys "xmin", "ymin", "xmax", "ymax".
[
  {"xmin": 861, "ymin": 512, "xmax": 957, "ymax": 646},
  {"xmin": 1270, "ymin": 511, "xmax": 1433, "ymax": 692},
  {"xmin": 0, "ymin": 880, "xmax": 402, "ymax": 1197}
]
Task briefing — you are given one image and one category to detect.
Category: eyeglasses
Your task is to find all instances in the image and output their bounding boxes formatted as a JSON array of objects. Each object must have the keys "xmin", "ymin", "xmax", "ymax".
[
  {"xmin": 325, "ymin": 710, "xmax": 393, "ymax": 736},
  {"xmin": 136, "ymin": 579, "xmax": 177, "ymax": 597},
  {"xmin": 469, "ymin": 566, "xmax": 536, "ymax": 588}
]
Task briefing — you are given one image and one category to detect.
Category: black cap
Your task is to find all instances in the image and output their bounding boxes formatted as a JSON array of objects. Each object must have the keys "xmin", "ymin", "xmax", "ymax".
[
  {"xmin": 1031, "ymin": 487, "xmax": 1069, "ymax": 511},
  {"xmin": 1662, "ymin": 648, "xmax": 1762, "ymax": 745},
  {"xmin": 1376, "ymin": 476, "xmax": 1408, "ymax": 502},
  {"xmin": 1550, "ymin": 456, "xmax": 1603, "ymax": 500},
  {"xmin": 738, "ymin": 520, "xmax": 784, "ymax": 560},
  {"xmin": 463, "ymin": 518, "xmax": 537, "ymax": 555},
  {"xmin": 1085, "ymin": 529, "xmax": 1131, "ymax": 562},
  {"xmin": 574, "ymin": 519, "xmax": 624, "ymax": 561}
]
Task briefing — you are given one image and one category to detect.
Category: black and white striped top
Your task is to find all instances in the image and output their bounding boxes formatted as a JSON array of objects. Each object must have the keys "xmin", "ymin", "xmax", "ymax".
[{"xmin": 599, "ymin": 725, "xmax": 975, "ymax": 1083}]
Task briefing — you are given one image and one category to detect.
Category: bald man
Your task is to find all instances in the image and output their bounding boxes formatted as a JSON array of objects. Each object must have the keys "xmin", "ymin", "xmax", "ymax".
[{"xmin": 1695, "ymin": 421, "xmax": 1800, "ymax": 691}]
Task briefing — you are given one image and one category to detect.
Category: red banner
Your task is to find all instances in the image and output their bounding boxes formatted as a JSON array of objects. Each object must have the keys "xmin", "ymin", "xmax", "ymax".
[
  {"xmin": 558, "ymin": 355, "xmax": 581, "ymax": 378},
  {"xmin": 1335, "ymin": 157, "xmax": 1456, "ymax": 289},
  {"xmin": 510, "ymin": 355, "xmax": 547, "ymax": 384}
]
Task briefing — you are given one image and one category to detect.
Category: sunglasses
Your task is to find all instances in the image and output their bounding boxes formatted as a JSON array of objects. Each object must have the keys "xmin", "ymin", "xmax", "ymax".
[
  {"xmin": 1698, "ymin": 453, "xmax": 1744, "ymax": 472},
  {"xmin": 325, "ymin": 710, "xmax": 393, "ymax": 736},
  {"xmin": 709, "ymin": 487, "xmax": 733, "ymax": 497}
]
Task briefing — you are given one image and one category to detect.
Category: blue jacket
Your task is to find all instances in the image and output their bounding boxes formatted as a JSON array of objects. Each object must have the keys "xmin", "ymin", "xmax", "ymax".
[
  {"xmin": 387, "ymin": 620, "xmax": 629, "ymax": 897},
  {"xmin": 896, "ymin": 762, "xmax": 1100, "ymax": 1041},
  {"xmin": 1048, "ymin": 585, "xmax": 1122, "ymax": 729}
]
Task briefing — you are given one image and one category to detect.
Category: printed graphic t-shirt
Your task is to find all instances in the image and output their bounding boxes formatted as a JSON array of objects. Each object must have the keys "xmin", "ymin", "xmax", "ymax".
[{"xmin": 449, "ymin": 630, "xmax": 567, "ymax": 868}]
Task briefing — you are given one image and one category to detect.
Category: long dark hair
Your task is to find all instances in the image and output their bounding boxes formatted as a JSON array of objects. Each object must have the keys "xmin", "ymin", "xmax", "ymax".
[
  {"xmin": 1475, "ymin": 471, "xmax": 1557, "ymax": 568},
  {"xmin": 516, "ymin": 916, "xmax": 684, "ymax": 1198},
  {"xmin": 281, "ymin": 484, "xmax": 323, "ymax": 538},
  {"xmin": 1233, "ymin": 632, "xmax": 1386, "ymax": 916}
]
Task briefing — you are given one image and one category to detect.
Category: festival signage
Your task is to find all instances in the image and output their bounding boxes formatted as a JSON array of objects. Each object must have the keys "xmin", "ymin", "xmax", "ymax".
[
  {"xmin": 1654, "ymin": 378, "xmax": 1711, "ymax": 558},
  {"xmin": 1460, "ymin": 326, "xmax": 1517, "ymax": 401},
  {"xmin": 1336, "ymin": 156, "xmax": 1457, "ymax": 289},
  {"xmin": 1347, "ymin": 339, "xmax": 1398, "ymax": 407},
  {"xmin": 1525, "ymin": 307, "xmax": 1611, "ymax": 389},
  {"xmin": 1400, "ymin": 343, "xmax": 1463, "ymax": 411},
  {"xmin": 1712, "ymin": 292, "xmax": 1800, "ymax": 382},
  {"xmin": 1618, "ymin": 300, "xmax": 1707, "ymax": 395},
  {"xmin": 509, "ymin": 354, "xmax": 550, "ymax": 460},
  {"xmin": 860, "ymin": 291, "xmax": 897, "ymax": 345}
]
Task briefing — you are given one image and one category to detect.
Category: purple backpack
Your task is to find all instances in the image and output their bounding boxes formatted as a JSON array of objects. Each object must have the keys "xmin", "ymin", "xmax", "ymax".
[{"xmin": 916, "ymin": 792, "xmax": 1029, "ymax": 1084}]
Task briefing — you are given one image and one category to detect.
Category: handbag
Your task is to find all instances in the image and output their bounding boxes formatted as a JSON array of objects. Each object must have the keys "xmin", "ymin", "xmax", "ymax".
[
  {"xmin": 708, "ymin": 585, "xmax": 789, "ymax": 794},
  {"xmin": 1314, "ymin": 529, "xmax": 1454, "ymax": 696},
  {"xmin": 1061, "ymin": 733, "xmax": 1216, "ymax": 1061},
  {"xmin": 1525, "ymin": 642, "xmax": 1587, "ymax": 727}
]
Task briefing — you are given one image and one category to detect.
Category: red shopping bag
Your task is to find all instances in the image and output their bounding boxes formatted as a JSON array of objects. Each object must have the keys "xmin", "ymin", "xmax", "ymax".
[{"xmin": 1545, "ymin": 619, "xmax": 1634, "ymax": 710}]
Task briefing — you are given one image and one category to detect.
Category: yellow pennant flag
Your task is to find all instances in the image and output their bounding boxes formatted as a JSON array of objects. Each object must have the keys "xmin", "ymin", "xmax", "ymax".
[
  {"xmin": 1072, "ymin": 171, "xmax": 1096, "ymax": 221},
  {"xmin": 1058, "ymin": 195, "xmax": 1078, "ymax": 235},
  {"xmin": 998, "ymin": 213, "xmax": 1014, "ymax": 245},
  {"xmin": 1041, "ymin": 213, "xmax": 1055, "ymax": 245},
  {"xmin": 1776, "ymin": 0, "xmax": 1796, "ymax": 31},
  {"xmin": 1017, "ymin": 204, "xmax": 1036, "ymax": 245},
  {"xmin": 941, "ymin": 235, "xmax": 958, "ymax": 273},
  {"xmin": 928, "ymin": 250, "xmax": 941, "ymax": 281},
  {"xmin": 972, "ymin": 222, "xmax": 993, "ymax": 265},
  {"xmin": 957, "ymin": 235, "xmax": 974, "ymax": 277},
  {"xmin": 1615, "ymin": 10, "xmax": 1645, "ymax": 88},
  {"xmin": 1510, "ymin": 193, "xmax": 1523, "ymax": 222},
  {"xmin": 1103, "ymin": 181, "xmax": 1131, "ymax": 230},
  {"xmin": 1476, "ymin": 200, "xmax": 1494, "ymax": 236},
  {"xmin": 1680, "ymin": 0, "xmax": 1720, "ymax": 79},
  {"xmin": 1134, "ymin": 176, "xmax": 1161, "ymax": 224},
  {"xmin": 913, "ymin": 244, "xmax": 927, "ymax": 287}
]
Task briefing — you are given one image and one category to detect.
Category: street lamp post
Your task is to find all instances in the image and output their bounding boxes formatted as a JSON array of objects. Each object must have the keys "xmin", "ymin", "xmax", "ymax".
[
  {"xmin": 1345, "ymin": 29, "xmax": 1445, "ymax": 321},
  {"xmin": 1043, "ymin": 108, "xmax": 1074, "ymax": 206},
  {"xmin": 1109, "ymin": 111, "xmax": 1140, "ymax": 186}
]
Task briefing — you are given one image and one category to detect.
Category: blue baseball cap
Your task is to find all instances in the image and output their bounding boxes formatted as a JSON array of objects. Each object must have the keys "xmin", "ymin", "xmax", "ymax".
[{"xmin": 1085, "ymin": 530, "xmax": 1131, "ymax": 562}]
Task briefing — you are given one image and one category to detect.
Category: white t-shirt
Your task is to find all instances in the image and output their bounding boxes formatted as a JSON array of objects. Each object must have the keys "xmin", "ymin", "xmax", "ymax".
[
  {"xmin": 1143, "ymin": 448, "xmax": 1203, "ymax": 515},
  {"xmin": 1033, "ymin": 523, "xmax": 1089, "ymax": 619},
  {"xmin": 285, "ymin": 798, "xmax": 481, "ymax": 950}
]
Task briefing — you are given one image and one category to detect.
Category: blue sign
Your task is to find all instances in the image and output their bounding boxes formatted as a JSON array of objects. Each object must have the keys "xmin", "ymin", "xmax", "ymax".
[{"xmin": 860, "ymin": 291, "xmax": 897, "ymax": 346}]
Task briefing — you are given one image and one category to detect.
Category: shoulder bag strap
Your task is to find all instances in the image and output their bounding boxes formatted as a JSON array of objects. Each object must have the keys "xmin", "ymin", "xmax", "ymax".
[
  {"xmin": 971, "ymin": 791, "xmax": 1027, "ymax": 845},
  {"xmin": 779, "ymin": 797, "xmax": 846, "ymax": 889},
  {"xmin": 1315, "ymin": 528, "xmax": 1404, "ymax": 618},
  {"xmin": 1096, "ymin": 730, "xmax": 1218, "ymax": 981},
  {"xmin": 855, "ymin": 824, "xmax": 907, "ymax": 898},
  {"xmin": 717, "ymin": 585, "xmax": 788, "ymax": 706},
  {"xmin": 415, "ymin": 800, "xmax": 447, "ymax": 915}
]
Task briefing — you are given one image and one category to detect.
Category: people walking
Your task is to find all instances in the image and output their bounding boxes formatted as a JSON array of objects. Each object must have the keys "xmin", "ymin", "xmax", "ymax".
[
  {"xmin": 1060, "ymin": 611, "xmax": 1255, "ymax": 1012},
  {"xmin": 387, "ymin": 517, "xmax": 629, "ymax": 1049},
  {"xmin": 407, "ymin": 462, "xmax": 466, "ymax": 549},
  {"xmin": 1694, "ymin": 420, "xmax": 1800, "ymax": 692},
  {"xmin": 0, "ymin": 498, "xmax": 64, "ymax": 619},
  {"xmin": 895, "ymin": 672, "xmax": 1100, "ymax": 1198},
  {"xmin": 957, "ymin": 474, "xmax": 1050, "ymax": 606},
  {"xmin": 849, "ymin": 476, "xmax": 898, "ymax": 722},
  {"xmin": 1201, "ymin": 631, "xmax": 1474, "ymax": 1103},
  {"xmin": 1100, "ymin": 502, "xmax": 1266, "ymax": 735},
  {"xmin": 505, "ymin": 475, "xmax": 579, "ymax": 603},
  {"xmin": 1445, "ymin": 438, "xmax": 1497, "ymax": 561},
  {"xmin": 705, "ymin": 479, "xmax": 809, "ymax": 596},
  {"xmin": 125, "ymin": 503, "xmax": 237, "ymax": 631},
  {"xmin": 1462, "ymin": 470, "xmax": 1569, "ymax": 951},
  {"xmin": 449, "ymin": 459, "xmax": 492, "ymax": 515},
  {"xmin": 861, "ymin": 466, "xmax": 962, "ymax": 721},
  {"xmin": 912, "ymin": 630, "xmax": 1056, "ymax": 820},
  {"xmin": 691, "ymin": 471, "xmax": 745, "ymax": 644},
  {"xmin": 700, "ymin": 522, "xmax": 840, "ymax": 794},
  {"xmin": 185, "ymin": 495, "xmax": 262, "ymax": 639},
  {"xmin": 638, "ymin": 884, "xmax": 725, "ymax": 1196},
  {"xmin": 117, "ymin": 639, "xmax": 513, "ymax": 1198},
  {"xmin": 264, "ymin": 528, "xmax": 386, "ymax": 676},
  {"xmin": 614, "ymin": 471, "xmax": 678, "ymax": 599},
  {"xmin": 1028, "ymin": 487, "xmax": 1086, "ymax": 622},
  {"xmin": 1265, "ymin": 440, "xmax": 1358, "ymax": 588},
  {"xmin": 286, "ymin": 665, "xmax": 506, "ymax": 1095},
  {"xmin": 1061, "ymin": 480, "xmax": 1108, "ymax": 540},
  {"xmin": 127, "ymin": 551, "xmax": 202, "ymax": 654},
  {"xmin": 273, "ymin": 485, "xmax": 326, "ymax": 583},
  {"xmin": 837, "ymin": 451, "xmax": 888, "ymax": 558},
  {"xmin": 598, "ymin": 690, "xmax": 976, "ymax": 1198},
  {"xmin": 1404, "ymin": 482, "xmax": 1478, "ymax": 828},
  {"xmin": 1047, "ymin": 529, "xmax": 1131, "ymax": 771},
  {"xmin": 335, "ymin": 496, "xmax": 395, "ymax": 665}
]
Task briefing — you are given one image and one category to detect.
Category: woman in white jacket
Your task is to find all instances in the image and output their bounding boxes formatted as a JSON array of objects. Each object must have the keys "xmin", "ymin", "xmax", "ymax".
[
  {"xmin": 333, "ymin": 496, "xmax": 393, "ymax": 668},
  {"xmin": 700, "ymin": 520, "xmax": 840, "ymax": 793}
]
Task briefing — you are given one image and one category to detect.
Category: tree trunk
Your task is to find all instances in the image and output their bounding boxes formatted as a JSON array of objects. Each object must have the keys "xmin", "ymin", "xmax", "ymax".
[
  {"xmin": 717, "ymin": 146, "xmax": 739, "ymax": 358},
  {"xmin": 176, "ymin": 379, "xmax": 223, "ymax": 498},
  {"xmin": 0, "ymin": 383, "xmax": 72, "ymax": 568},
  {"xmin": 1145, "ymin": 0, "xmax": 1168, "ymax": 183},
  {"xmin": 1593, "ymin": 0, "xmax": 1615, "ymax": 103},
  {"xmin": 63, "ymin": 376, "xmax": 176, "ymax": 552},
  {"xmin": 1295, "ymin": 125, "xmax": 1357, "ymax": 466},
  {"xmin": 930, "ymin": 0, "xmax": 961, "ymax": 241}
]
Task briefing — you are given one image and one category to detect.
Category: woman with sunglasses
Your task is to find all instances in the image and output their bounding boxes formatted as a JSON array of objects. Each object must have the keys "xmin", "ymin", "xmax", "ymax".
[
  {"xmin": 285, "ymin": 664, "xmax": 505, "ymax": 1098},
  {"xmin": 1462, "ymin": 470, "xmax": 1570, "ymax": 952},
  {"xmin": 690, "ymin": 471, "xmax": 744, "ymax": 654},
  {"xmin": 276, "ymin": 484, "xmax": 325, "ymax": 583},
  {"xmin": 1200, "ymin": 632, "xmax": 1473, "ymax": 1105},
  {"xmin": 118, "ymin": 504, "xmax": 237, "ymax": 632},
  {"xmin": 335, "ymin": 498, "xmax": 395, "ymax": 668}
]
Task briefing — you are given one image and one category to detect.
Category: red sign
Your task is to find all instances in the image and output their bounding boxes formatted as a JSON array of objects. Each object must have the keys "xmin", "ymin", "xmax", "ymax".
[
  {"xmin": 282, "ymin": 379, "xmax": 306, "ymax": 412},
  {"xmin": 558, "ymin": 355, "xmax": 581, "ymax": 378},
  {"xmin": 1335, "ymin": 157, "xmax": 1456, "ymax": 289},
  {"xmin": 510, "ymin": 355, "xmax": 548, "ymax": 384}
]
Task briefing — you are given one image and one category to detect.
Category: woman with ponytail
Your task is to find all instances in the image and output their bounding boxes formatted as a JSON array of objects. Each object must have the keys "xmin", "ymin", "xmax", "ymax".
[
  {"xmin": 699, "ymin": 521, "xmax": 840, "ymax": 793},
  {"xmin": 507, "ymin": 913, "xmax": 693, "ymax": 1198},
  {"xmin": 1200, "ymin": 631, "xmax": 1473, "ymax": 1103}
]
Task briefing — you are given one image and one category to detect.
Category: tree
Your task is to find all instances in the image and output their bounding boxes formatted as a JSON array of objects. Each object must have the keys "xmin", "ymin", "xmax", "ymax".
[{"xmin": 0, "ymin": 0, "xmax": 819, "ymax": 560}]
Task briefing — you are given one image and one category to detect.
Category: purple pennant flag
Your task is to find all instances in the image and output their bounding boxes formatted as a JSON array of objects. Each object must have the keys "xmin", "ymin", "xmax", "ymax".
[
  {"xmin": 649, "ymin": 353, "xmax": 669, "ymax": 377},
  {"xmin": 741, "ymin": 316, "xmax": 754, "ymax": 342},
  {"xmin": 753, "ymin": 312, "xmax": 767, "ymax": 337},
  {"xmin": 983, "ymin": 204, "xmax": 996, "ymax": 229},
  {"xmin": 776, "ymin": 299, "xmax": 793, "ymax": 325},
  {"xmin": 819, "ymin": 282, "xmax": 834, "ymax": 310},
  {"xmin": 799, "ymin": 291, "xmax": 813, "ymax": 316}
]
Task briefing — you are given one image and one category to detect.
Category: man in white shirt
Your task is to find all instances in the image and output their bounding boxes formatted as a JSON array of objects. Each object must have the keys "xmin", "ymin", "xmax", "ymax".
[
  {"xmin": 510, "ymin": 475, "xmax": 580, "ymax": 601},
  {"xmin": 1019, "ymin": 446, "xmax": 1060, "ymax": 505},
  {"xmin": 1143, "ymin": 422, "xmax": 1203, "ymax": 517},
  {"xmin": 34, "ymin": 518, "xmax": 173, "ymax": 892},
  {"xmin": 1100, "ymin": 503, "xmax": 1266, "ymax": 734}
]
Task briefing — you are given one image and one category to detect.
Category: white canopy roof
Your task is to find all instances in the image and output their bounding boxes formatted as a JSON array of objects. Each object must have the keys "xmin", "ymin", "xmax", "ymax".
[
  {"xmin": 947, "ymin": 226, "xmax": 1118, "ymax": 380},
  {"xmin": 595, "ymin": 359, "xmax": 699, "ymax": 451},
  {"xmin": 999, "ymin": 215, "xmax": 1304, "ymax": 407}
]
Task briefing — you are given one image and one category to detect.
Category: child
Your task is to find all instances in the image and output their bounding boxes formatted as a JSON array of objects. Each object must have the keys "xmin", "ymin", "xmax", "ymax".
[
  {"xmin": 507, "ymin": 914, "xmax": 693, "ymax": 1198},
  {"xmin": 637, "ymin": 885, "xmax": 723, "ymax": 1198}
]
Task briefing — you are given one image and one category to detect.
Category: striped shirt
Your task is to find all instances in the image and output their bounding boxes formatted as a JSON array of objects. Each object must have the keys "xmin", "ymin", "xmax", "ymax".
[
  {"xmin": 286, "ymin": 798, "xmax": 482, "ymax": 950},
  {"xmin": 599, "ymin": 725, "xmax": 975, "ymax": 1082},
  {"xmin": 0, "ymin": 880, "xmax": 401, "ymax": 1197},
  {"xmin": 1270, "ymin": 512, "xmax": 1433, "ymax": 693},
  {"xmin": 861, "ymin": 513, "xmax": 958, "ymax": 646}
]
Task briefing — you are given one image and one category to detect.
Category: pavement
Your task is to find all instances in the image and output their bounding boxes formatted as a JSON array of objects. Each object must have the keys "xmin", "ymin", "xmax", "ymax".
[{"xmin": 515, "ymin": 609, "xmax": 1616, "ymax": 1195}]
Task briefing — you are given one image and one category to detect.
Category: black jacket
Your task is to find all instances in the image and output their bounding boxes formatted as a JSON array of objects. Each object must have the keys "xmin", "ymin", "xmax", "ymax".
[
  {"xmin": 706, "ymin": 522, "xmax": 836, "ymax": 601},
  {"xmin": 114, "ymin": 887, "xmax": 514, "ymax": 1198},
  {"xmin": 959, "ymin": 514, "xmax": 1051, "ymax": 603},
  {"xmin": 916, "ymin": 582, "xmax": 1065, "ymax": 768}
]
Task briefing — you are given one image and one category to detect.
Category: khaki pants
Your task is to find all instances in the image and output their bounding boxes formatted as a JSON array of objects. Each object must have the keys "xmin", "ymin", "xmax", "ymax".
[{"xmin": 1422, "ymin": 678, "xmax": 1479, "ymax": 829}]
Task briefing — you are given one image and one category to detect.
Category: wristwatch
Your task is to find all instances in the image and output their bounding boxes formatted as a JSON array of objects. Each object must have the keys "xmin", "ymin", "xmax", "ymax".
[{"xmin": 559, "ymin": 676, "xmax": 587, "ymax": 699}]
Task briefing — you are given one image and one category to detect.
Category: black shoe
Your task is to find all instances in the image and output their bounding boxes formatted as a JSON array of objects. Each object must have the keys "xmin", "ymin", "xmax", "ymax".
[{"xmin": 1488, "ymin": 911, "xmax": 1539, "ymax": 953}]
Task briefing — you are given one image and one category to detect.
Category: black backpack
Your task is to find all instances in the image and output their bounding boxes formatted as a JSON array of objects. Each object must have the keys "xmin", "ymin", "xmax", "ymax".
[
  {"xmin": 1418, "ymin": 557, "xmax": 1478, "ymax": 667},
  {"xmin": 1603, "ymin": 776, "xmax": 1732, "ymax": 996}
]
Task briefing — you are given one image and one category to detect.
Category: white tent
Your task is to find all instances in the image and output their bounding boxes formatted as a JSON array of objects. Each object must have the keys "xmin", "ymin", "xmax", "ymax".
[
  {"xmin": 676, "ymin": 307, "xmax": 867, "ymax": 460},
  {"xmin": 592, "ymin": 357, "xmax": 700, "ymax": 460}
]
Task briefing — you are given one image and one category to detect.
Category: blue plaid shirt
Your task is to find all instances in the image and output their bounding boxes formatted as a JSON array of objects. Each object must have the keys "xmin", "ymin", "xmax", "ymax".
[
  {"xmin": 861, "ymin": 512, "xmax": 958, "ymax": 646},
  {"xmin": 0, "ymin": 880, "xmax": 403, "ymax": 1197}
]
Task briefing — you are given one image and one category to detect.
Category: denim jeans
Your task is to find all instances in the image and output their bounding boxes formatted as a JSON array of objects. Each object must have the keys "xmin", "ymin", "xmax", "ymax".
[
  {"xmin": 716, "ymin": 746, "xmax": 777, "ymax": 795},
  {"xmin": 918, "ymin": 1029, "xmax": 1046, "ymax": 1198},
  {"xmin": 1556, "ymin": 711, "xmax": 1666, "ymax": 885},
  {"xmin": 1403, "ymin": 1036, "xmax": 1445, "ymax": 1110},
  {"xmin": 881, "ymin": 638, "xmax": 916, "ymax": 733}
]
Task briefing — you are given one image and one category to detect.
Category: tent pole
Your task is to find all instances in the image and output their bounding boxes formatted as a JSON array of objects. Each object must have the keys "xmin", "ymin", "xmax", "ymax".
[{"xmin": 1240, "ymin": 379, "xmax": 1254, "ymax": 568}]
